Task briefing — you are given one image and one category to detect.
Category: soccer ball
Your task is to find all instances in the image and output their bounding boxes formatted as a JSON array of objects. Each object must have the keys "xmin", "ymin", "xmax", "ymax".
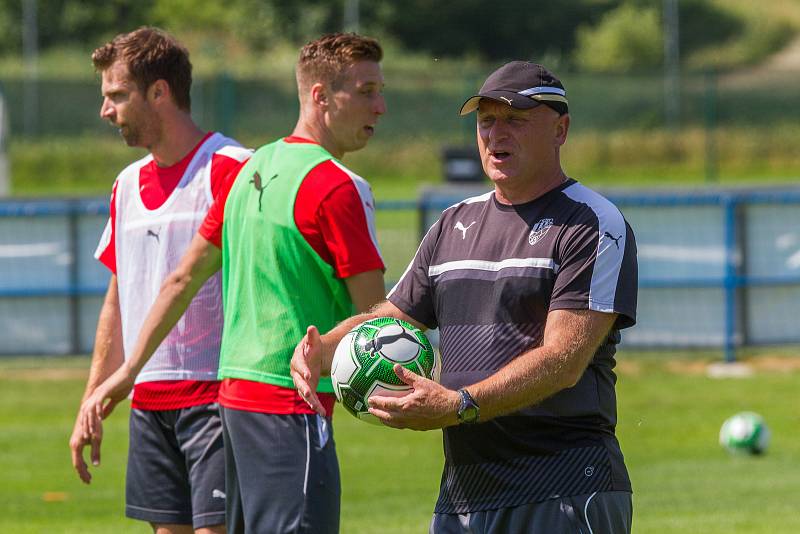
[
  {"xmin": 331, "ymin": 317, "xmax": 439, "ymax": 425},
  {"xmin": 719, "ymin": 412, "xmax": 770, "ymax": 455}
]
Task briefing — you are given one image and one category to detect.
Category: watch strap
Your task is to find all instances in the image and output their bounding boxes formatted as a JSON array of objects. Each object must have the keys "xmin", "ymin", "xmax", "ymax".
[{"xmin": 457, "ymin": 388, "xmax": 480, "ymax": 424}]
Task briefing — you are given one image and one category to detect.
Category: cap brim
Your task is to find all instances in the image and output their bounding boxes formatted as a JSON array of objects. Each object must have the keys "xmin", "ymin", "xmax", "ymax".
[{"xmin": 459, "ymin": 91, "xmax": 542, "ymax": 116}]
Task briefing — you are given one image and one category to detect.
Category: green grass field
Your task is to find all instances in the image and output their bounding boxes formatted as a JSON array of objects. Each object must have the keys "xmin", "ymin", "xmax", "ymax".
[{"xmin": 1, "ymin": 353, "xmax": 798, "ymax": 533}]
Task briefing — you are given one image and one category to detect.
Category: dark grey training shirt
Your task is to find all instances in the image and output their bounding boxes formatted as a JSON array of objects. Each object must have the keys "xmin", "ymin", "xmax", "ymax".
[{"xmin": 388, "ymin": 179, "xmax": 638, "ymax": 514}]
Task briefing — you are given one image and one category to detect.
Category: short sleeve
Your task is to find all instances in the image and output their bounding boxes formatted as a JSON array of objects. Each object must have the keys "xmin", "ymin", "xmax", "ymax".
[
  {"xmin": 210, "ymin": 151, "xmax": 250, "ymax": 200},
  {"xmin": 549, "ymin": 218, "xmax": 637, "ymax": 330},
  {"xmin": 294, "ymin": 159, "xmax": 384, "ymax": 278},
  {"xmin": 315, "ymin": 181, "xmax": 385, "ymax": 278},
  {"xmin": 94, "ymin": 181, "xmax": 118, "ymax": 274}
]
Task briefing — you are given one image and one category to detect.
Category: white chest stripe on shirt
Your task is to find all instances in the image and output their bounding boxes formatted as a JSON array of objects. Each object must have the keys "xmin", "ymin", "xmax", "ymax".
[
  {"xmin": 122, "ymin": 211, "xmax": 206, "ymax": 231},
  {"xmin": 388, "ymin": 193, "xmax": 494, "ymax": 299},
  {"xmin": 429, "ymin": 257, "xmax": 558, "ymax": 277}
]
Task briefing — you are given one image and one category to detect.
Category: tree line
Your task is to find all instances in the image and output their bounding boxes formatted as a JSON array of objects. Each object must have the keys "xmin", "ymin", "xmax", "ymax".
[{"xmin": 0, "ymin": 0, "xmax": 789, "ymax": 72}]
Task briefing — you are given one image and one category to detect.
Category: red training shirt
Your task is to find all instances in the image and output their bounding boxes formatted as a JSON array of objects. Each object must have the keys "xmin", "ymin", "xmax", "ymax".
[{"xmin": 198, "ymin": 136, "xmax": 385, "ymax": 415}]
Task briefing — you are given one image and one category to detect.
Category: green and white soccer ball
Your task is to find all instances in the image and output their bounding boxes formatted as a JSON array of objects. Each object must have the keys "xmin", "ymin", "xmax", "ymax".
[
  {"xmin": 331, "ymin": 317, "xmax": 439, "ymax": 425},
  {"xmin": 719, "ymin": 412, "xmax": 770, "ymax": 455}
]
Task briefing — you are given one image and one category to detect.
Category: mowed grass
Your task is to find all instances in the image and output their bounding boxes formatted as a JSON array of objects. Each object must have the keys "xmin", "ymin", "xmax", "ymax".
[
  {"xmin": 0, "ymin": 353, "xmax": 799, "ymax": 533},
  {"xmin": 616, "ymin": 354, "xmax": 800, "ymax": 533},
  {"xmin": 0, "ymin": 356, "xmax": 442, "ymax": 534}
]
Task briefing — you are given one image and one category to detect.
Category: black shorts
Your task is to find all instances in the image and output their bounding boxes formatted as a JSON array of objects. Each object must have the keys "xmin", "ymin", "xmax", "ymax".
[
  {"xmin": 430, "ymin": 491, "xmax": 633, "ymax": 534},
  {"xmin": 125, "ymin": 403, "xmax": 226, "ymax": 528},
  {"xmin": 220, "ymin": 407, "xmax": 340, "ymax": 534}
]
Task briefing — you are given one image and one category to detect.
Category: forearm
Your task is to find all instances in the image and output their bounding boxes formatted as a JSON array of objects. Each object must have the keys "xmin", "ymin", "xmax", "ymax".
[
  {"xmin": 468, "ymin": 345, "xmax": 587, "ymax": 422},
  {"xmin": 466, "ymin": 309, "xmax": 615, "ymax": 422},
  {"xmin": 81, "ymin": 277, "xmax": 124, "ymax": 401}
]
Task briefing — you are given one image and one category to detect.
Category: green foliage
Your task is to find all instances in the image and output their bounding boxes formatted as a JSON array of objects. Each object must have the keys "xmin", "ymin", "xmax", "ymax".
[
  {"xmin": 377, "ymin": 0, "xmax": 612, "ymax": 62},
  {"xmin": 678, "ymin": 0, "xmax": 744, "ymax": 54},
  {"xmin": 142, "ymin": 0, "xmax": 382, "ymax": 54},
  {"xmin": 0, "ymin": 3, "xmax": 13, "ymax": 53},
  {"xmin": 574, "ymin": 0, "xmax": 797, "ymax": 73},
  {"xmin": 574, "ymin": 3, "xmax": 663, "ymax": 72},
  {"xmin": 0, "ymin": 0, "xmax": 797, "ymax": 70},
  {"xmin": 9, "ymin": 137, "xmax": 145, "ymax": 196},
  {"xmin": 150, "ymin": 0, "xmax": 236, "ymax": 31},
  {"xmin": 150, "ymin": 0, "xmax": 282, "ymax": 52},
  {"xmin": 0, "ymin": 0, "xmax": 154, "ymax": 53},
  {"xmin": 687, "ymin": 17, "xmax": 795, "ymax": 69},
  {"xmin": 9, "ymin": 123, "xmax": 800, "ymax": 203}
]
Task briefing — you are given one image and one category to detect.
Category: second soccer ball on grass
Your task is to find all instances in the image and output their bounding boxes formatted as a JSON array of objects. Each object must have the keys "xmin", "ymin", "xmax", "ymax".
[
  {"xmin": 331, "ymin": 317, "xmax": 440, "ymax": 424},
  {"xmin": 719, "ymin": 411, "xmax": 771, "ymax": 455}
]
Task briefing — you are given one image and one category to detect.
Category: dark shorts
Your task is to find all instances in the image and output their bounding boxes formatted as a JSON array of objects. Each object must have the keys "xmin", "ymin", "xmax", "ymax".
[
  {"xmin": 126, "ymin": 403, "xmax": 226, "ymax": 528},
  {"xmin": 430, "ymin": 491, "xmax": 632, "ymax": 534},
  {"xmin": 220, "ymin": 407, "xmax": 340, "ymax": 534}
]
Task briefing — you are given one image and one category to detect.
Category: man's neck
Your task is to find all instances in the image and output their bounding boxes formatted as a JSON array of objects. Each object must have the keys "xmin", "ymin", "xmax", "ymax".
[
  {"xmin": 292, "ymin": 116, "xmax": 343, "ymax": 160},
  {"xmin": 150, "ymin": 114, "xmax": 206, "ymax": 167},
  {"xmin": 494, "ymin": 168, "xmax": 568, "ymax": 205}
]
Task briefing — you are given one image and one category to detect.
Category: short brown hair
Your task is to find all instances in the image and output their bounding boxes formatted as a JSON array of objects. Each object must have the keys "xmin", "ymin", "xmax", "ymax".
[
  {"xmin": 297, "ymin": 33, "xmax": 383, "ymax": 93},
  {"xmin": 92, "ymin": 27, "xmax": 192, "ymax": 111}
]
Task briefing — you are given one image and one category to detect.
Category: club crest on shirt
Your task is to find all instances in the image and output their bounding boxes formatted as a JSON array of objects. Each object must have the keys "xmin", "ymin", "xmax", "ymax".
[{"xmin": 528, "ymin": 218, "xmax": 554, "ymax": 246}]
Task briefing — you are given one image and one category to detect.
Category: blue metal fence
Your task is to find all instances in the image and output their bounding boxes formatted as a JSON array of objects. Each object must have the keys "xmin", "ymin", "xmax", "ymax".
[
  {"xmin": 1, "ymin": 189, "xmax": 800, "ymax": 357},
  {"xmin": 418, "ymin": 186, "xmax": 800, "ymax": 361}
]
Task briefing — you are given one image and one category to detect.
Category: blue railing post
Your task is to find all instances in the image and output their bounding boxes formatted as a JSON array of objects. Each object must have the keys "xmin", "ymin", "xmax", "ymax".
[
  {"xmin": 68, "ymin": 200, "xmax": 81, "ymax": 355},
  {"xmin": 722, "ymin": 195, "xmax": 738, "ymax": 362}
]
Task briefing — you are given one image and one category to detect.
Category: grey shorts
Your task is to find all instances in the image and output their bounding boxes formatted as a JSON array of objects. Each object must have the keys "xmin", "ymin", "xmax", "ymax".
[
  {"xmin": 125, "ymin": 403, "xmax": 226, "ymax": 528},
  {"xmin": 430, "ymin": 491, "xmax": 632, "ymax": 534},
  {"xmin": 220, "ymin": 407, "xmax": 340, "ymax": 534}
]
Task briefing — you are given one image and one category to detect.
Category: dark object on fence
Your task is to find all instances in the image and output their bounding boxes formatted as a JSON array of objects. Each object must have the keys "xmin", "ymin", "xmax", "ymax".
[{"xmin": 442, "ymin": 145, "xmax": 484, "ymax": 183}]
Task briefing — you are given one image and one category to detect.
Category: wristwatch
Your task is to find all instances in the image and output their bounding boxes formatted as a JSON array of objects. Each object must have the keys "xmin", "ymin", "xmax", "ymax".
[{"xmin": 456, "ymin": 388, "xmax": 480, "ymax": 424}]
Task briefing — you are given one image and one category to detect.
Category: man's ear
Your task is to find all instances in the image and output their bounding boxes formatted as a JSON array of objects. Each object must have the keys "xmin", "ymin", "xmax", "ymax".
[
  {"xmin": 310, "ymin": 82, "xmax": 328, "ymax": 108},
  {"xmin": 555, "ymin": 113, "xmax": 570, "ymax": 146},
  {"xmin": 148, "ymin": 79, "xmax": 170, "ymax": 104}
]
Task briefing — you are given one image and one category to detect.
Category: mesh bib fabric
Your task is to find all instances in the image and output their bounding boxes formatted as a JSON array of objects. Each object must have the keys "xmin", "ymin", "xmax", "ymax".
[
  {"xmin": 218, "ymin": 140, "xmax": 354, "ymax": 392},
  {"xmin": 115, "ymin": 133, "xmax": 242, "ymax": 383}
]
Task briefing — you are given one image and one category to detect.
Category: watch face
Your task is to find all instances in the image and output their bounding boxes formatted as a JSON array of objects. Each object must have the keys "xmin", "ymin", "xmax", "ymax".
[
  {"xmin": 461, "ymin": 406, "xmax": 478, "ymax": 423},
  {"xmin": 458, "ymin": 389, "xmax": 479, "ymax": 424}
]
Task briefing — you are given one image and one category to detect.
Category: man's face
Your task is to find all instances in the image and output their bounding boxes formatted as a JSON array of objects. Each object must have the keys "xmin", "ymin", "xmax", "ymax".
[
  {"xmin": 99, "ymin": 61, "xmax": 158, "ymax": 148},
  {"xmin": 325, "ymin": 60, "xmax": 386, "ymax": 157},
  {"xmin": 476, "ymin": 99, "xmax": 567, "ymax": 188}
]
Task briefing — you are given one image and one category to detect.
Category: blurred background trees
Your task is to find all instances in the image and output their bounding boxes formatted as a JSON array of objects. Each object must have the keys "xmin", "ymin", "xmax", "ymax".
[
  {"xmin": 1, "ymin": 0, "xmax": 797, "ymax": 71},
  {"xmin": 2, "ymin": 0, "xmax": 800, "ymax": 193}
]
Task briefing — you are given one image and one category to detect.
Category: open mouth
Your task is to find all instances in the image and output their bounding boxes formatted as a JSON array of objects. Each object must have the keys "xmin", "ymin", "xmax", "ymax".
[
  {"xmin": 490, "ymin": 150, "xmax": 511, "ymax": 161},
  {"xmin": 364, "ymin": 125, "xmax": 375, "ymax": 135}
]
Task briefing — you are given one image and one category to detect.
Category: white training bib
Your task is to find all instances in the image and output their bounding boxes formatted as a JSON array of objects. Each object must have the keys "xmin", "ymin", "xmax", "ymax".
[{"xmin": 110, "ymin": 133, "xmax": 248, "ymax": 383}]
